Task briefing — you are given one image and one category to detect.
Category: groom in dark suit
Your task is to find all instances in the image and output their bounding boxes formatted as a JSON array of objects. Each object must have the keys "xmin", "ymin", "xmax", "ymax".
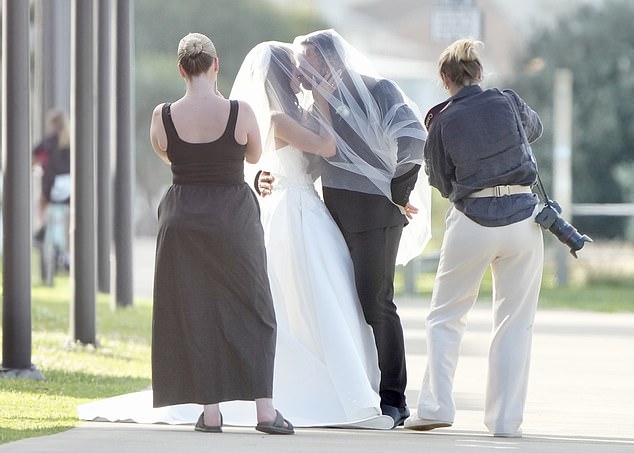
[{"xmin": 294, "ymin": 30, "xmax": 425, "ymax": 428}]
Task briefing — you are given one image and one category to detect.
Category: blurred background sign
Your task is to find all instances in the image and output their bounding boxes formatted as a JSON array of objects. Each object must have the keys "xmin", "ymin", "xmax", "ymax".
[{"xmin": 431, "ymin": 0, "xmax": 482, "ymax": 43}]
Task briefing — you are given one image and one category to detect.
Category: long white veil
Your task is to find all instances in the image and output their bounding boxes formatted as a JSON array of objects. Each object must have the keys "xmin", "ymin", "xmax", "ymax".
[
  {"xmin": 231, "ymin": 34, "xmax": 432, "ymax": 264},
  {"xmin": 293, "ymin": 30, "xmax": 431, "ymax": 264},
  {"xmin": 292, "ymin": 31, "xmax": 425, "ymax": 191},
  {"xmin": 230, "ymin": 41, "xmax": 322, "ymax": 186}
]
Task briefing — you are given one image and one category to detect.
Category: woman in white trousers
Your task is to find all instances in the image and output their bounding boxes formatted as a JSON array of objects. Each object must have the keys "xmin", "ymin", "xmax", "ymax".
[{"xmin": 405, "ymin": 38, "xmax": 544, "ymax": 437}]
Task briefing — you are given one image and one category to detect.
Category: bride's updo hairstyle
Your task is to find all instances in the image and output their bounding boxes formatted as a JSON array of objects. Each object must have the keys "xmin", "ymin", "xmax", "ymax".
[
  {"xmin": 177, "ymin": 32, "xmax": 217, "ymax": 77},
  {"xmin": 438, "ymin": 38, "xmax": 483, "ymax": 87}
]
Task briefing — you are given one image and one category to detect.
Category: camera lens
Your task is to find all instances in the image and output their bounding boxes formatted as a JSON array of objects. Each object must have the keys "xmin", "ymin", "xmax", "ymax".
[
  {"xmin": 548, "ymin": 218, "xmax": 592, "ymax": 258},
  {"xmin": 535, "ymin": 204, "xmax": 592, "ymax": 258}
]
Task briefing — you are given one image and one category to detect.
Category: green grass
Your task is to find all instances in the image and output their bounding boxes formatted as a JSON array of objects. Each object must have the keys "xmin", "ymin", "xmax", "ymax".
[
  {"xmin": 537, "ymin": 276, "xmax": 634, "ymax": 311},
  {"xmin": 395, "ymin": 267, "xmax": 634, "ymax": 312},
  {"xmin": 0, "ymin": 277, "xmax": 152, "ymax": 445}
]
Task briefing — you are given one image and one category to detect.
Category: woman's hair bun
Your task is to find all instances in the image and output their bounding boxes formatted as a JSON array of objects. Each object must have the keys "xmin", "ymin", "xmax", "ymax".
[
  {"xmin": 451, "ymin": 39, "xmax": 482, "ymax": 63},
  {"xmin": 184, "ymin": 37, "xmax": 203, "ymax": 57},
  {"xmin": 178, "ymin": 33, "xmax": 217, "ymax": 60},
  {"xmin": 177, "ymin": 33, "xmax": 217, "ymax": 76}
]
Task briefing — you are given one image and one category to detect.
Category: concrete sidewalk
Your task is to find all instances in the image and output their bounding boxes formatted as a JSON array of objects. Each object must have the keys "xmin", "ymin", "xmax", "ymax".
[
  {"xmin": 2, "ymin": 422, "xmax": 633, "ymax": 453},
  {"xmin": 1, "ymin": 237, "xmax": 633, "ymax": 452}
]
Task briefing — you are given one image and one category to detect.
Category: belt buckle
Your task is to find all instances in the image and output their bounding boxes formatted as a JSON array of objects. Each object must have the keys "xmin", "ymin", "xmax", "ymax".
[{"xmin": 494, "ymin": 185, "xmax": 510, "ymax": 197}]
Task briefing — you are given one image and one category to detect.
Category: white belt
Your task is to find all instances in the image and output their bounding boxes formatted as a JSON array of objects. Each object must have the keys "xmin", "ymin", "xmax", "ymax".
[{"xmin": 469, "ymin": 185, "xmax": 533, "ymax": 198}]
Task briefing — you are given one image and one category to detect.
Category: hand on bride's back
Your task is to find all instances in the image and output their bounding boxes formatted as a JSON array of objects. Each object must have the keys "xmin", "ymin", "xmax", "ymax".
[
  {"xmin": 258, "ymin": 171, "xmax": 275, "ymax": 197},
  {"xmin": 403, "ymin": 202, "xmax": 418, "ymax": 220}
]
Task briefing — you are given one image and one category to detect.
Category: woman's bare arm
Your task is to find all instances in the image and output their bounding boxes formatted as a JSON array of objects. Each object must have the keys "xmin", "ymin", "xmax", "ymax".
[
  {"xmin": 271, "ymin": 112, "xmax": 336, "ymax": 157},
  {"xmin": 149, "ymin": 104, "xmax": 170, "ymax": 164}
]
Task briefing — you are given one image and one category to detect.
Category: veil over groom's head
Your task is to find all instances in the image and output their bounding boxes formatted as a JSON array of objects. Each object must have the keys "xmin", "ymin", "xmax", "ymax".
[{"xmin": 296, "ymin": 29, "xmax": 346, "ymax": 77}]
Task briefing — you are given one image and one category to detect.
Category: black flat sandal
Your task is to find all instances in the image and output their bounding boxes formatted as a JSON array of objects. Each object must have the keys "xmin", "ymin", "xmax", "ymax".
[
  {"xmin": 194, "ymin": 412, "xmax": 223, "ymax": 433},
  {"xmin": 255, "ymin": 410, "xmax": 294, "ymax": 435}
]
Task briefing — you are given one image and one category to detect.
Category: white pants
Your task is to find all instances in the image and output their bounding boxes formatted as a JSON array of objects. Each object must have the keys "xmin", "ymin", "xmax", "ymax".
[{"xmin": 416, "ymin": 206, "xmax": 543, "ymax": 435}]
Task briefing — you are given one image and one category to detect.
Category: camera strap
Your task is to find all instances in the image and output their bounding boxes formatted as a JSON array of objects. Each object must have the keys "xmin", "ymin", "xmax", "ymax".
[
  {"xmin": 503, "ymin": 93, "xmax": 592, "ymax": 257},
  {"xmin": 502, "ymin": 91, "xmax": 552, "ymax": 207},
  {"xmin": 534, "ymin": 174, "xmax": 551, "ymax": 206},
  {"xmin": 424, "ymin": 99, "xmax": 452, "ymax": 130}
]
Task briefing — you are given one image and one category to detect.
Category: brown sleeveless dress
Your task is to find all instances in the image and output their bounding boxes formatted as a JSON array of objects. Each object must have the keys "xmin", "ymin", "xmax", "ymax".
[{"xmin": 152, "ymin": 100, "xmax": 276, "ymax": 407}]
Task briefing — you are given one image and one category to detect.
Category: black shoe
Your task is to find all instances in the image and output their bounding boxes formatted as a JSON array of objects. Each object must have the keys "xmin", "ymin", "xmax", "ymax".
[
  {"xmin": 195, "ymin": 412, "xmax": 222, "ymax": 433},
  {"xmin": 381, "ymin": 404, "xmax": 410, "ymax": 428},
  {"xmin": 255, "ymin": 410, "xmax": 295, "ymax": 435}
]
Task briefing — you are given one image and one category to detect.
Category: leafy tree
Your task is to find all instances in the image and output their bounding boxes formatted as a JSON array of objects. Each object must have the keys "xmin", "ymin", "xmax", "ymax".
[
  {"xmin": 134, "ymin": 0, "xmax": 326, "ymax": 234},
  {"xmin": 508, "ymin": 0, "xmax": 634, "ymax": 239}
]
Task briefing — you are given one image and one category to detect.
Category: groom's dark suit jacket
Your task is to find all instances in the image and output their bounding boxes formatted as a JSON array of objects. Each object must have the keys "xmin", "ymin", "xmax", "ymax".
[{"xmin": 320, "ymin": 74, "xmax": 424, "ymax": 233}]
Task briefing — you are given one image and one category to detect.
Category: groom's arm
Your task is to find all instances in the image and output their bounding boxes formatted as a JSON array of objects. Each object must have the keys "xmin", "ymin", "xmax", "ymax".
[
  {"xmin": 391, "ymin": 164, "xmax": 420, "ymax": 207},
  {"xmin": 253, "ymin": 170, "xmax": 263, "ymax": 195},
  {"xmin": 392, "ymin": 132, "xmax": 423, "ymax": 206}
]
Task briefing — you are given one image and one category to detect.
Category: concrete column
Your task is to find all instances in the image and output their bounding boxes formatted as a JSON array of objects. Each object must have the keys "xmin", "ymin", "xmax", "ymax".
[
  {"xmin": 1, "ymin": 0, "xmax": 43, "ymax": 379},
  {"xmin": 553, "ymin": 69, "xmax": 573, "ymax": 286},
  {"xmin": 96, "ymin": 0, "xmax": 112, "ymax": 293},
  {"xmin": 70, "ymin": 0, "xmax": 97, "ymax": 344},
  {"xmin": 111, "ymin": 0, "xmax": 134, "ymax": 308}
]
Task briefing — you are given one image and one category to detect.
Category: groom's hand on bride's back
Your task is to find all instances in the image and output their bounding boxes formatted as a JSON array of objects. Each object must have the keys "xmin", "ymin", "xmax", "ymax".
[
  {"xmin": 255, "ymin": 171, "xmax": 275, "ymax": 197},
  {"xmin": 402, "ymin": 202, "xmax": 418, "ymax": 220}
]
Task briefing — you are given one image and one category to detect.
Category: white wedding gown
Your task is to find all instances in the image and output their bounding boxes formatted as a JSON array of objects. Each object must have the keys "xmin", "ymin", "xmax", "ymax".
[{"xmin": 78, "ymin": 146, "xmax": 392, "ymax": 429}]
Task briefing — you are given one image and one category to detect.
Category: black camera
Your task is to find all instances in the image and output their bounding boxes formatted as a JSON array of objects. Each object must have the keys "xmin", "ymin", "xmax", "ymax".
[{"xmin": 535, "ymin": 201, "xmax": 592, "ymax": 258}]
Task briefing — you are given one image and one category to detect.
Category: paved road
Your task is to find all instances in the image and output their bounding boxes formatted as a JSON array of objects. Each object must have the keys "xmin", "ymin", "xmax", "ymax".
[{"xmin": 2, "ymin": 237, "xmax": 633, "ymax": 452}]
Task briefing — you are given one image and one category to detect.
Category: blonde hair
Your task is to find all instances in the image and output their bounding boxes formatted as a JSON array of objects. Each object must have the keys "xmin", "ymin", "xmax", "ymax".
[
  {"xmin": 177, "ymin": 32, "xmax": 217, "ymax": 77},
  {"xmin": 46, "ymin": 108, "xmax": 70, "ymax": 149},
  {"xmin": 438, "ymin": 38, "xmax": 483, "ymax": 87}
]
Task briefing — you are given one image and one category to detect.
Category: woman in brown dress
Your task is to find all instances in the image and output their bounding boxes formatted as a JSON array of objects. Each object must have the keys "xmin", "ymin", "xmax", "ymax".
[{"xmin": 149, "ymin": 32, "xmax": 293, "ymax": 435}]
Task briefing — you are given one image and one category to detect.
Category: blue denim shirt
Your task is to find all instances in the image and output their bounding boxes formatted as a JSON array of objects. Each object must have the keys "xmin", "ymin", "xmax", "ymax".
[{"xmin": 424, "ymin": 85, "xmax": 543, "ymax": 226}]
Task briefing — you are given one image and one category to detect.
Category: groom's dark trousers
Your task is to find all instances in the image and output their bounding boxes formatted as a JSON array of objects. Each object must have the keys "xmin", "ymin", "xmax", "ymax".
[{"xmin": 323, "ymin": 187, "xmax": 410, "ymax": 409}]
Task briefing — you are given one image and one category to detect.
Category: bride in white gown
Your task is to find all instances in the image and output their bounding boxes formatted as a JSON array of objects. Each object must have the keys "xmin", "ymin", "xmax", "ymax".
[
  {"xmin": 78, "ymin": 42, "xmax": 392, "ymax": 429},
  {"xmin": 244, "ymin": 42, "xmax": 389, "ymax": 427},
  {"xmin": 259, "ymin": 144, "xmax": 386, "ymax": 427}
]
